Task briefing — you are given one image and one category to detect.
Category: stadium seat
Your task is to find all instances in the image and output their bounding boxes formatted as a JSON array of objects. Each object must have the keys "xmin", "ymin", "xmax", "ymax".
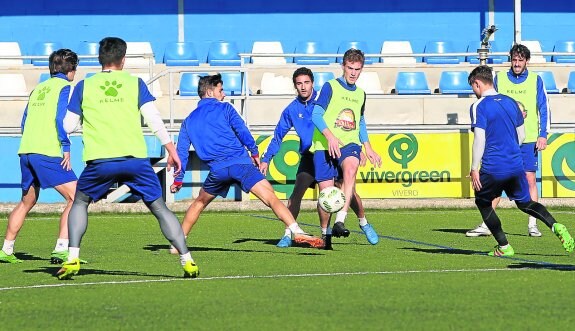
[
  {"xmin": 251, "ymin": 41, "xmax": 287, "ymax": 65},
  {"xmin": 552, "ymin": 40, "xmax": 575, "ymax": 63},
  {"xmin": 220, "ymin": 72, "xmax": 244, "ymax": 95},
  {"xmin": 356, "ymin": 72, "xmax": 384, "ymax": 94},
  {"xmin": 423, "ymin": 41, "xmax": 460, "ymax": 64},
  {"xmin": 520, "ymin": 40, "xmax": 546, "ymax": 63},
  {"xmin": 260, "ymin": 72, "xmax": 294, "ymax": 94},
  {"xmin": 0, "ymin": 73, "xmax": 28, "ymax": 97},
  {"xmin": 133, "ymin": 73, "xmax": 163, "ymax": 98},
  {"xmin": 85, "ymin": 72, "xmax": 97, "ymax": 79},
  {"xmin": 125, "ymin": 42, "xmax": 155, "ymax": 67},
  {"xmin": 294, "ymin": 41, "xmax": 331, "ymax": 65},
  {"xmin": 533, "ymin": 71, "xmax": 560, "ymax": 94},
  {"xmin": 313, "ymin": 72, "xmax": 335, "ymax": 92},
  {"xmin": 380, "ymin": 41, "xmax": 416, "ymax": 64},
  {"xmin": 207, "ymin": 41, "xmax": 241, "ymax": 66},
  {"xmin": 466, "ymin": 41, "xmax": 507, "ymax": 64},
  {"xmin": 38, "ymin": 73, "xmax": 51, "ymax": 83},
  {"xmin": 32, "ymin": 42, "xmax": 63, "ymax": 66},
  {"xmin": 567, "ymin": 72, "xmax": 575, "ymax": 93},
  {"xmin": 179, "ymin": 72, "xmax": 208, "ymax": 96},
  {"xmin": 394, "ymin": 72, "xmax": 431, "ymax": 95},
  {"xmin": 77, "ymin": 42, "xmax": 100, "ymax": 66},
  {"xmin": 337, "ymin": 41, "xmax": 372, "ymax": 64},
  {"xmin": 0, "ymin": 42, "xmax": 24, "ymax": 66},
  {"xmin": 163, "ymin": 42, "xmax": 200, "ymax": 66},
  {"xmin": 438, "ymin": 71, "xmax": 473, "ymax": 94}
]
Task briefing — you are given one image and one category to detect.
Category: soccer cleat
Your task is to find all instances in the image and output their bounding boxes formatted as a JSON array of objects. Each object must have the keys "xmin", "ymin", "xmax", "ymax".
[
  {"xmin": 56, "ymin": 259, "xmax": 80, "ymax": 280},
  {"xmin": 466, "ymin": 224, "xmax": 492, "ymax": 237},
  {"xmin": 276, "ymin": 235, "xmax": 292, "ymax": 248},
  {"xmin": 183, "ymin": 260, "xmax": 199, "ymax": 278},
  {"xmin": 488, "ymin": 245, "xmax": 515, "ymax": 257},
  {"xmin": 293, "ymin": 233, "xmax": 325, "ymax": 248},
  {"xmin": 553, "ymin": 223, "xmax": 575, "ymax": 253},
  {"xmin": 50, "ymin": 250, "xmax": 68, "ymax": 264},
  {"xmin": 360, "ymin": 223, "xmax": 379, "ymax": 245},
  {"xmin": 528, "ymin": 225, "xmax": 542, "ymax": 237},
  {"xmin": 331, "ymin": 222, "xmax": 350, "ymax": 238},
  {"xmin": 0, "ymin": 250, "xmax": 23, "ymax": 263}
]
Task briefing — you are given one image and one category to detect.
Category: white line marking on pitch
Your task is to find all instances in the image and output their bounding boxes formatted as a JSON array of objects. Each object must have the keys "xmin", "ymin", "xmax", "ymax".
[{"xmin": 0, "ymin": 267, "xmax": 529, "ymax": 292}]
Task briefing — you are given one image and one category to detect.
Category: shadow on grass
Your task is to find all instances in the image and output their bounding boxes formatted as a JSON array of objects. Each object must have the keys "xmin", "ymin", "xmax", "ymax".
[
  {"xmin": 401, "ymin": 247, "xmax": 483, "ymax": 256},
  {"xmin": 24, "ymin": 266, "xmax": 180, "ymax": 278},
  {"xmin": 508, "ymin": 262, "xmax": 575, "ymax": 271},
  {"xmin": 13, "ymin": 252, "xmax": 48, "ymax": 262},
  {"xmin": 434, "ymin": 228, "xmax": 531, "ymax": 238},
  {"xmin": 142, "ymin": 243, "xmax": 323, "ymax": 256}
]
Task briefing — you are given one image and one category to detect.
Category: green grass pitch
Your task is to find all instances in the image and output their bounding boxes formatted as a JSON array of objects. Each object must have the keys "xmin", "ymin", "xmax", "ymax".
[{"xmin": 1, "ymin": 208, "xmax": 575, "ymax": 330}]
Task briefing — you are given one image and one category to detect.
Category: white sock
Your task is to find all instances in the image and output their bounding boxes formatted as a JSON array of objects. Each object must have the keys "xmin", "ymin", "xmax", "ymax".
[
  {"xmin": 358, "ymin": 217, "xmax": 368, "ymax": 227},
  {"xmin": 54, "ymin": 238, "xmax": 69, "ymax": 252},
  {"xmin": 283, "ymin": 228, "xmax": 291, "ymax": 237},
  {"xmin": 180, "ymin": 252, "xmax": 194, "ymax": 266},
  {"xmin": 500, "ymin": 244, "xmax": 509, "ymax": 249},
  {"xmin": 321, "ymin": 227, "xmax": 328, "ymax": 235},
  {"xmin": 288, "ymin": 223, "xmax": 304, "ymax": 234},
  {"xmin": 528, "ymin": 216, "xmax": 537, "ymax": 227},
  {"xmin": 2, "ymin": 239, "xmax": 15, "ymax": 255},
  {"xmin": 68, "ymin": 247, "xmax": 80, "ymax": 262},
  {"xmin": 335, "ymin": 211, "xmax": 347, "ymax": 224}
]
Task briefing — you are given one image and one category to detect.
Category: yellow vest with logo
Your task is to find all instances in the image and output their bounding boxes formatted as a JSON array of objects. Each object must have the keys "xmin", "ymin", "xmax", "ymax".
[{"xmin": 496, "ymin": 71, "xmax": 538, "ymax": 143}]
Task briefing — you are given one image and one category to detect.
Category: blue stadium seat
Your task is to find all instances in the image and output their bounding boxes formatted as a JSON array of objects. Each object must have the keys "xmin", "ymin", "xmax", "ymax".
[
  {"xmin": 85, "ymin": 72, "xmax": 97, "ymax": 79},
  {"xmin": 466, "ymin": 41, "xmax": 507, "ymax": 64},
  {"xmin": 567, "ymin": 71, "xmax": 575, "ymax": 93},
  {"xmin": 77, "ymin": 42, "xmax": 100, "ymax": 66},
  {"xmin": 394, "ymin": 72, "xmax": 431, "ymax": 94},
  {"xmin": 163, "ymin": 42, "xmax": 199, "ymax": 66},
  {"xmin": 32, "ymin": 42, "xmax": 63, "ymax": 66},
  {"xmin": 294, "ymin": 41, "xmax": 331, "ymax": 65},
  {"xmin": 337, "ymin": 41, "xmax": 372, "ymax": 64},
  {"xmin": 207, "ymin": 41, "xmax": 241, "ymax": 66},
  {"xmin": 220, "ymin": 72, "xmax": 244, "ymax": 95},
  {"xmin": 533, "ymin": 71, "xmax": 560, "ymax": 94},
  {"xmin": 179, "ymin": 72, "xmax": 208, "ymax": 96},
  {"xmin": 313, "ymin": 72, "xmax": 335, "ymax": 92},
  {"xmin": 423, "ymin": 41, "xmax": 460, "ymax": 64},
  {"xmin": 552, "ymin": 41, "xmax": 575, "ymax": 63},
  {"xmin": 38, "ymin": 73, "xmax": 51, "ymax": 83},
  {"xmin": 438, "ymin": 71, "xmax": 473, "ymax": 94}
]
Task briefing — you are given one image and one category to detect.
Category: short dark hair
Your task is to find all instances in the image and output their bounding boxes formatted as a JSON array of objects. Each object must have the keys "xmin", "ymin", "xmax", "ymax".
[
  {"xmin": 468, "ymin": 65, "xmax": 494, "ymax": 86},
  {"xmin": 198, "ymin": 73, "xmax": 223, "ymax": 98},
  {"xmin": 49, "ymin": 49, "xmax": 78, "ymax": 76},
  {"xmin": 292, "ymin": 67, "xmax": 314, "ymax": 85},
  {"xmin": 510, "ymin": 44, "xmax": 531, "ymax": 60},
  {"xmin": 99, "ymin": 37, "xmax": 127, "ymax": 66},
  {"xmin": 343, "ymin": 48, "xmax": 365, "ymax": 66}
]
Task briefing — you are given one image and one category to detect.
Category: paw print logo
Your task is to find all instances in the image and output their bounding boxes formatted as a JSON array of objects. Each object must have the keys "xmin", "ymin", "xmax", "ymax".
[
  {"xmin": 37, "ymin": 86, "xmax": 51, "ymax": 100},
  {"xmin": 100, "ymin": 80, "xmax": 122, "ymax": 97}
]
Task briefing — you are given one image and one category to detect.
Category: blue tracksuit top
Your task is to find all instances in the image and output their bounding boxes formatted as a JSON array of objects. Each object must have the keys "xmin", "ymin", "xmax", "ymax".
[
  {"xmin": 261, "ymin": 90, "xmax": 318, "ymax": 163},
  {"xmin": 175, "ymin": 98, "xmax": 258, "ymax": 182}
]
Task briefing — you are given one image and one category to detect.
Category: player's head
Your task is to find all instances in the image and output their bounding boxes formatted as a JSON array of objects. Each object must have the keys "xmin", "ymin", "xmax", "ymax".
[
  {"xmin": 98, "ymin": 37, "xmax": 127, "ymax": 68},
  {"xmin": 292, "ymin": 67, "xmax": 314, "ymax": 101},
  {"xmin": 468, "ymin": 65, "xmax": 494, "ymax": 98},
  {"xmin": 198, "ymin": 73, "xmax": 225, "ymax": 101},
  {"xmin": 509, "ymin": 44, "xmax": 530, "ymax": 75},
  {"xmin": 341, "ymin": 48, "xmax": 364, "ymax": 85},
  {"xmin": 49, "ymin": 49, "xmax": 78, "ymax": 80}
]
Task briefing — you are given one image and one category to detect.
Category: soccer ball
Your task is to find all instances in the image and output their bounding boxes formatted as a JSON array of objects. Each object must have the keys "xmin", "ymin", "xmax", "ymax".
[{"xmin": 318, "ymin": 186, "xmax": 346, "ymax": 213}]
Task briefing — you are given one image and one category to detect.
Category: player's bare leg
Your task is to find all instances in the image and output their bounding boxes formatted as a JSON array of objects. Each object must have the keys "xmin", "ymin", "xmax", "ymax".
[
  {"xmin": 170, "ymin": 189, "xmax": 215, "ymax": 254},
  {"xmin": 1, "ymin": 186, "xmax": 38, "ymax": 263}
]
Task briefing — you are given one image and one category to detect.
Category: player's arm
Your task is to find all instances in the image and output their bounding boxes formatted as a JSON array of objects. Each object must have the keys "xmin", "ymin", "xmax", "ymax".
[
  {"xmin": 260, "ymin": 108, "xmax": 292, "ymax": 175},
  {"xmin": 228, "ymin": 105, "xmax": 259, "ymax": 164},
  {"xmin": 514, "ymin": 100, "xmax": 526, "ymax": 145},
  {"xmin": 470, "ymin": 127, "xmax": 485, "ymax": 191},
  {"xmin": 20, "ymin": 105, "xmax": 28, "ymax": 134},
  {"xmin": 56, "ymin": 85, "xmax": 73, "ymax": 170},
  {"xmin": 535, "ymin": 76, "xmax": 550, "ymax": 151},
  {"xmin": 64, "ymin": 80, "xmax": 84, "ymax": 134},
  {"xmin": 169, "ymin": 121, "xmax": 192, "ymax": 193}
]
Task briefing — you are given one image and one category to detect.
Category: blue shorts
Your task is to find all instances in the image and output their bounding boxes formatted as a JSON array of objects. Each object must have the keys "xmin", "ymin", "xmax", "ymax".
[
  {"xmin": 77, "ymin": 158, "xmax": 161, "ymax": 203},
  {"xmin": 520, "ymin": 142, "xmax": 538, "ymax": 172},
  {"xmin": 475, "ymin": 170, "xmax": 531, "ymax": 205},
  {"xmin": 204, "ymin": 164, "xmax": 265, "ymax": 197},
  {"xmin": 313, "ymin": 143, "xmax": 361, "ymax": 182},
  {"xmin": 19, "ymin": 154, "xmax": 77, "ymax": 190}
]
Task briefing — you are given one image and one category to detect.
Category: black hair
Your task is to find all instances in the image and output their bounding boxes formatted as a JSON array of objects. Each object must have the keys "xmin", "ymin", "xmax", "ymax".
[
  {"xmin": 292, "ymin": 67, "xmax": 314, "ymax": 85},
  {"xmin": 468, "ymin": 65, "xmax": 494, "ymax": 86},
  {"xmin": 49, "ymin": 49, "xmax": 78, "ymax": 76},
  {"xmin": 509, "ymin": 44, "xmax": 531, "ymax": 61},
  {"xmin": 98, "ymin": 37, "xmax": 127, "ymax": 67},
  {"xmin": 198, "ymin": 73, "xmax": 223, "ymax": 97}
]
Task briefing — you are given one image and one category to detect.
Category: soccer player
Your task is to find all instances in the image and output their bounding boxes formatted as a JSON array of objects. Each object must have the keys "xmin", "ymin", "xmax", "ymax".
[
  {"xmin": 468, "ymin": 65, "xmax": 573, "ymax": 256},
  {"xmin": 467, "ymin": 44, "xmax": 550, "ymax": 238},
  {"xmin": 169, "ymin": 73, "xmax": 324, "ymax": 249},
  {"xmin": 259, "ymin": 67, "xmax": 377, "ymax": 248},
  {"xmin": 56, "ymin": 37, "xmax": 198, "ymax": 280},
  {"xmin": 1, "ymin": 49, "xmax": 78, "ymax": 264},
  {"xmin": 311, "ymin": 48, "xmax": 381, "ymax": 242}
]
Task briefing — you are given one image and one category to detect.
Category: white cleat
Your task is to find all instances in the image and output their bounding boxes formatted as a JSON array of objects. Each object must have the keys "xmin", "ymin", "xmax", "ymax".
[
  {"xmin": 466, "ymin": 224, "xmax": 492, "ymax": 237},
  {"xmin": 528, "ymin": 225, "xmax": 542, "ymax": 237}
]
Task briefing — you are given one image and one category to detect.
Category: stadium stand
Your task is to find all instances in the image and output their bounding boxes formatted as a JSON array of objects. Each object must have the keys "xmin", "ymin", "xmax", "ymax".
[
  {"xmin": 38, "ymin": 72, "xmax": 50, "ymax": 83},
  {"xmin": 337, "ymin": 40, "xmax": 373, "ymax": 64},
  {"xmin": 356, "ymin": 71, "xmax": 384, "ymax": 94},
  {"xmin": 0, "ymin": 73, "xmax": 28, "ymax": 97},
  {"xmin": 423, "ymin": 41, "xmax": 460, "ymax": 64},
  {"xmin": 294, "ymin": 41, "xmax": 331, "ymax": 65},
  {"xmin": 179, "ymin": 72, "xmax": 208, "ymax": 96},
  {"xmin": 220, "ymin": 71, "xmax": 244, "ymax": 95},
  {"xmin": 125, "ymin": 42, "xmax": 155, "ymax": 67},
  {"xmin": 438, "ymin": 71, "xmax": 473, "ymax": 94},
  {"xmin": 133, "ymin": 73, "xmax": 163, "ymax": 98},
  {"xmin": 380, "ymin": 41, "xmax": 416, "ymax": 64},
  {"xmin": 533, "ymin": 71, "xmax": 560, "ymax": 94},
  {"xmin": 520, "ymin": 40, "xmax": 546, "ymax": 63},
  {"xmin": 552, "ymin": 40, "xmax": 575, "ymax": 63},
  {"xmin": 251, "ymin": 41, "xmax": 287, "ymax": 65},
  {"xmin": 394, "ymin": 71, "xmax": 431, "ymax": 94},
  {"xmin": 76, "ymin": 42, "xmax": 100, "ymax": 66},
  {"xmin": 207, "ymin": 41, "xmax": 241, "ymax": 66},
  {"xmin": 466, "ymin": 41, "xmax": 507, "ymax": 64},
  {"xmin": 32, "ymin": 42, "xmax": 63, "ymax": 66},
  {"xmin": 163, "ymin": 42, "xmax": 200, "ymax": 66},
  {"xmin": 260, "ymin": 72, "xmax": 294, "ymax": 94},
  {"xmin": 0, "ymin": 42, "xmax": 24, "ymax": 66},
  {"xmin": 313, "ymin": 71, "xmax": 335, "ymax": 92}
]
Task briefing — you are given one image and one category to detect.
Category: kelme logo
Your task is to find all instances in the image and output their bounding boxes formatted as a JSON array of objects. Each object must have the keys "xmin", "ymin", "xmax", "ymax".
[
  {"xmin": 386, "ymin": 134, "xmax": 418, "ymax": 169},
  {"xmin": 549, "ymin": 134, "xmax": 575, "ymax": 190},
  {"xmin": 100, "ymin": 80, "xmax": 122, "ymax": 97},
  {"xmin": 36, "ymin": 86, "xmax": 51, "ymax": 101}
]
